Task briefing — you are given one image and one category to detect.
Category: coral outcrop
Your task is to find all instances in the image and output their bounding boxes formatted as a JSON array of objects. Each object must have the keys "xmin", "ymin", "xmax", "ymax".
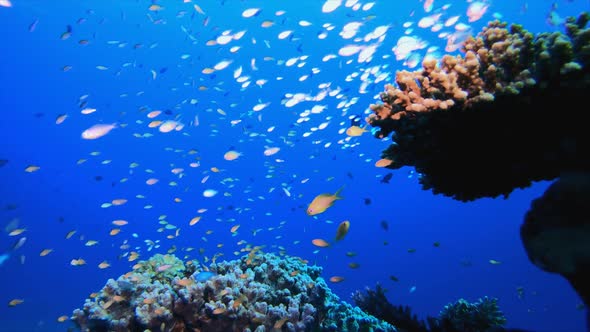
[
  {"xmin": 367, "ymin": 13, "xmax": 590, "ymax": 201},
  {"xmin": 353, "ymin": 284, "xmax": 513, "ymax": 332},
  {"xmin": 520, "ymin": 172, "xmax": 590, "ymax": 308},
  {"xmin": 72, "ymin": 252, "xmax": 396, "ymax": 332}
]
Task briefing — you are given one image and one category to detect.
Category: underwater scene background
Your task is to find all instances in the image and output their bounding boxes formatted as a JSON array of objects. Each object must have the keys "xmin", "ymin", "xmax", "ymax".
[{"xmin": 1, "ymin": 0, "xmax": 589, "ymax": 331}]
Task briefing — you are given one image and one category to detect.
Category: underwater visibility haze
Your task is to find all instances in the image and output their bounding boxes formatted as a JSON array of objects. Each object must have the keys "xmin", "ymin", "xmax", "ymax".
[{"xmin": 1, "ymin": 0, "xmax": 589, "ymax": 331}]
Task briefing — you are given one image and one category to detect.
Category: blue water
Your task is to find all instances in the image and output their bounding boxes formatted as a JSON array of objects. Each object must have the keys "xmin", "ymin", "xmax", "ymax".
[{"xmin": 0, "ymin": 0, "xmax": 588, "ymax": 331}]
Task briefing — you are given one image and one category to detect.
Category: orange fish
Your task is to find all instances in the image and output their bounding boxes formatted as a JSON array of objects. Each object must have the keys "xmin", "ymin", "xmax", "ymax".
[
  {"xmin": 345, "ymin": 125, "xmax": 369, "ymax": 137},
  {"xmin": 329, "ymin": 276, "xmax": 345, "ymax": 283},
  {"xmin": 311, "ymin": 238, "xmax": 330, "ymax": 248},
  {"xmin": 306, "ymin": 186, "xmax": 344, "ymax": 216}
]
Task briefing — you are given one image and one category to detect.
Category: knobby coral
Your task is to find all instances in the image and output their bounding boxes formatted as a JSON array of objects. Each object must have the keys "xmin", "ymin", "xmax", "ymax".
[
  {"xmin": 367, "ymin": 13, "xmax": 590, "ymax": 201},
  {"xmin": 72, "ymin": 252, "xmax": 396, "ymax": 332},
  {"xmin": 353, "ymin": 285, "xmax": 512, "ymax": 332},
  {"xmin": 438, "ymin": 297, "xmax": 507, "ymax": 332}
]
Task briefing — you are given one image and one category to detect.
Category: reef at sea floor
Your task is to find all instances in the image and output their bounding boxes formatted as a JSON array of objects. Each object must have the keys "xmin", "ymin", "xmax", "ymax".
[
  {"xmin": 353, "ymin": 283, "xmax": 535, "ymax": 332},
  {"xmin": 72, "ymin": 251, "xmax": 397, "ymax": 332}
]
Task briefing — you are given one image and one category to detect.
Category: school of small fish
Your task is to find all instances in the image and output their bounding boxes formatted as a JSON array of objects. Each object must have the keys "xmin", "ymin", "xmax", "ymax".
[{"xmin": 2, "ymin": 0, "xmax": 570, "ymax": 318}]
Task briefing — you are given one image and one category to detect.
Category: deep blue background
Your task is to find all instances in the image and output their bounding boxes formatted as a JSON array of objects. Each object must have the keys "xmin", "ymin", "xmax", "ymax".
[{"xmin": 0, "ymin": 0, "xmax": 588, "ymax": 331}]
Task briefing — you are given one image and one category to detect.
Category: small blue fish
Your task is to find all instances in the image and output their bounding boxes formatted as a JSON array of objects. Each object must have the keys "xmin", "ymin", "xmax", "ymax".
[
  {"xmin": 194, "ymin": 271, "xmax": 215, "ymax": 282},
  {"xmin": 0, "ymin": 253, "xmax": 9, "ymax": 266}
]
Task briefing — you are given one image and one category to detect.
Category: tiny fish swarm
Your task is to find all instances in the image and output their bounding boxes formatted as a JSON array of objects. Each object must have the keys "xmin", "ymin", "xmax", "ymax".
[{"xmin": 72, "ymin": 252, "xmax": 396, "ymax": 332}]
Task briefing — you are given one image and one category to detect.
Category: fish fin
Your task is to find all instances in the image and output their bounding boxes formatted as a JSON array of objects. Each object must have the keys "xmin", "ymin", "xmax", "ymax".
[{"xmin": 334, "ymin": 185, "xmax": 345, "ymax": 199}]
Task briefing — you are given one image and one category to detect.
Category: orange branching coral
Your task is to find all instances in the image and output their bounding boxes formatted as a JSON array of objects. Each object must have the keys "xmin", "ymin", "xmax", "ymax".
[
  {"xmin": 368, "ymin": 20, "xmax": 540, "ymax": 138},
  {"xmin": 367, "ymin": 13, "xmax": 590, "ymax": 202}
]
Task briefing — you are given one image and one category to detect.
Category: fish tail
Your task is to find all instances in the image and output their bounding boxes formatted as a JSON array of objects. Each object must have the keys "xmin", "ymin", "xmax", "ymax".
[{"xmin": 334, "ymin": 185, "xmax": 345, "ymax": 199}]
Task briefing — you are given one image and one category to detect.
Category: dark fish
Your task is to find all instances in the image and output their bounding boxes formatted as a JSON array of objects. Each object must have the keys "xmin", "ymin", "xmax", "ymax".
[
  {"xmin": 460, "ymin": 259, "xmax": 473, "ymax": 267},
  {"xmin": 346, "ymin": 172, "xmax": 353, "ymax": 179},
  {"xmin": 5, "ymin": 204, "xmax": 17, "ymax": 210},
  {"xmin": 60, "ymin": 25, "xmax": 72, "ymax": 40},
  {"xmin": 0, "ymin": 159, "xmax": 8, "ymax": 168},
  {"xmin": 94, "ymin": 175, "xmax": 103, "ymax": 181},
  {"xmin": 516, "ymin": 286, "xmax": 524, "ymax": 300},
  {"xmin": 380, "ymin": 220, "xmax": 389, "ymax": 231},
  {"xmin": 159, "ymin": 67, "xmax": 168, "ymax": 74},
  {"xmin": 363, "ymin": 198, "xmax": 371, "ymax": 205},
  {"xmin": 29, "ymin": 19, "xmax": 39, "ymax": 32},
  {"xmin": 380, "ymin": 173, "xmax": 393, "ymax": 184}
]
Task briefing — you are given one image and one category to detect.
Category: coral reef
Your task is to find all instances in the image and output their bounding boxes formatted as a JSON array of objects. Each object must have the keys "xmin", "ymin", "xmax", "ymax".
[
  {"xmin": 352, "ymin": 284, "xmax": 430, "ymax": 332},
  {"xmin": 353, "ymin": 284, "xmax": 533, "ymax": 332},
  {"xmin": 367, "ymin": 13, "xmax": 590, "ymax": 201},
  {"xmin": 72, "ymin": 252, "xmax": 396, "ymax": 332},
  {"xmin": 437, "ymin": 297, "xmax": 506, "ymax": 332},
  {"xmin": 520, "ymin": 172, "xmax": 590, "ymax": 307}
]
